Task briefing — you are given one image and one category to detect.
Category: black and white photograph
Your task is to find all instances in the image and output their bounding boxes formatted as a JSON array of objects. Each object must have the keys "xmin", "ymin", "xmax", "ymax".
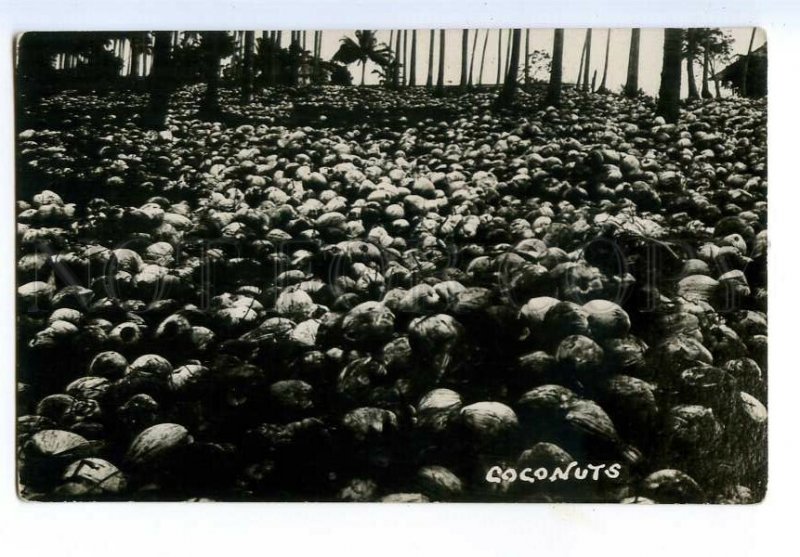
[{"xmin": 14, "ymin": 26, "xmax": 768, "ymax": 504}]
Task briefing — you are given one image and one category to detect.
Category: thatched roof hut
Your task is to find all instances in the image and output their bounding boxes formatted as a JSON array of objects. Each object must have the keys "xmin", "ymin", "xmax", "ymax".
[{"xmin": 713, "ymin": 43, "xmax": 767, "ymax": 97}]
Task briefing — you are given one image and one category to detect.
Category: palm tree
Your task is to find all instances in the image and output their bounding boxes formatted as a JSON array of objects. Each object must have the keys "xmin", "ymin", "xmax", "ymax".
[
  {"xmin": 598, "ymin": 29, "xmax": 611, "ymax": 92},
  {"xmin": 505, "ymin": 28, "xmax": 513, "ymax": 76},
  {"xmin": 312, "ymin": 31, "xmax": 320, "ymax": 83},
  {"xmin": 333, "ymin": 30, "xmax": 391, "ymax": 86},
  {"xmin": 262, "ymin": 30, "xmax": 280, "ymax": 86},
  {"xmin": 685, "ymin": 29, "xmax": 701, "ymax": 100},
  {"xmin": 199, "ymin": 31, "xmax": 231, "ymax": 118},
  {"xmin": 394, "ymin": 30, "xmax": 402, "ymax": 88},
  {"xmin": 742, "ymin": 27, "xmax": 757, "ymax": 97},
  {"xmin": 544, "ymin": 28, "xmax": 564, "ymax": 107},
  {"xmin": 128, "ymin": 32, "xmax": 152, "ymax": 78},
  {"xmin": 524, "ymin": 29, "xmax": 530, "ymax": 86},
  {"xmin": 402, "ymin": 30, "xmax": 408, "ymax": 85},
  {"xmin": 657, "ymin": 28, "xmax": 684, "ymax": 123},
  {"xmin": 436, "ymin": 29, "xmax": 446, "ymax": 95},
  {"xmin": 582, "ymin": 28, "xmax": 592, "ymax": 91},
  {"xmin": 496, "ymin": 29, "xmax": 503, "ymax": 84},
  {"xmin": 624, "ymin": 28, "xmax": 641, "ymax": 97},
  {"xmin": 576, "ymin": 32, "xmax": 587, "ymax": 88},
  {"xmin": 478, "ymin": 29, "xmax": 489, "ymax": 86},
  {"xmin": 409, "ymin": 30, "xmax": 417, "ymax": 86},
  {"xmin": 241, "ymin": 31, "xmax": 254, "ymax": 103},
  {"xmin": 142, "ymin": 31, "xmax": 173, "ymax": 128},
  {"xmin": 426, "ymin": 29, "xmax": 435, "ymax": 88},
  {"xmin": 468, "ymin": 29, "xmax": 479, "ymax": 87},
  {"xmin": 460, "ymin": 29, "xmax": 469, "ymax": 89},
  {"xmin": 496, "ymin": 29, "xmax": 521, "ymax": 107},
  {"xmin": 701, "ymin": 30, "xmax": 713, "ymax": 99}
]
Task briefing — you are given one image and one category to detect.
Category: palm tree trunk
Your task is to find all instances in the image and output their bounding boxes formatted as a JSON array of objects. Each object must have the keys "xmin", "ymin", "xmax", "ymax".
[
  {"xmin": 576, "ymin": 32, "xmax": 587, "ymax": 88},
  {"xmin": 271, "ymin": 31, "xmax": 281, "ymax": 85},
  {"xmin": 686, "ymin": 33, "xmax": 700, "ymax": 100},
  {"xmin": 127, "ymin": 39, "xmax": 135, "ymax": 77},
  {"xmin": 505, "ymin": 29, "xmax": 512, "ymax": 76},
  {"xmin": 403, "ymin": 30, "xmax": 409, "ymax": 86},
  {"xmin": 710, "ymin": 58, "xmax": 721, "ymax": 98},
  {"xmin": 657, "ymin": 28, "xmax": 684, "ymax": 123},
  {"xmin": 742, "ymin": 27, "xmax": 757, "ymax": 97},
  {"xmin": 599, "ymin": 29, "xmax": 611, "ymax": 92},
  {"xmin": 436, "ymin": 29, "xmax": 446, "ymax": 95},
  {"xmin": 478, "ymin": 29, "xmax": 489, "ymax": 86},
  {"xmin": 361, "ymin": 61, "xmax": 366, "ymax": 86},
  {"xmin": 395, "ymin": 30, "xmax": 402, "ymax": 88},
  {"xmin": 544, "ymin": 28, "xmax": 564, "ymax": 107},
  {"xmin": 468, "ymin": 29, "xmax": 479, "ymax": 87},
  {"xmin": 200, "ymin": 31, "xmax": 224, "ymax": 118},
  {"xmin": 524, "ymin": 29, "xmax": 530, "ymax": 86},
  {"xmin": 426, "ymin": 29, "xmax": 435, "ymax": 88},
  {"xmin": 496, "ymin": 29, "xmax": 503, "ymax": 84},
  {"xmin": 143, "ymin": 31, "xmax": 173, "ymax": 128},
  {"xmin": 624, "ymin": 28, "xmax": 640, "ymax": 97},
  {"xmin": 261, "ymin": 31, "xmax": 275, "ymax": 87},
  {"xmin": 582, "ymin": 28, "xmax": 592, "ymax": 91},
  {"xmin": 409, "ymin": 30, "xmax": 417, "ymax": 86},
  {"xmin": 302, "ymin": 30, "xmax": 307, "ymax": 51},
  {"xmin": 496, "ymin": 29, "xmax": 521, "ymax": 107},
  {"xmin": 241, "ymin": 31, "xmax": 254, "ymax": 103},
  {"xmin": 701, "ymin": 32, "xmax": 712, "ymax": 99},
  {"xmin": 460, "ymin": 29, "xmax": 469, "ymax": 89},
  {"xmin": 312, "ymin": 31, "xmax": 319, "ymax": 83}
]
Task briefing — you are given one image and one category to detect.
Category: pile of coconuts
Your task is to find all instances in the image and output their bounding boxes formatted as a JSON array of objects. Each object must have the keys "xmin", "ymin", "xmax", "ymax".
[{"xmin": 16, "ymin": 82, "xmax": 766, "ymax": 503}]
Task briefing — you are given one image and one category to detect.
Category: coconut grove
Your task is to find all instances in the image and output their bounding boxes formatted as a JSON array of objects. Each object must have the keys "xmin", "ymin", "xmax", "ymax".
[{"xmin": 15, "ymin": 29, "xmax": 767, "ymax": 502}]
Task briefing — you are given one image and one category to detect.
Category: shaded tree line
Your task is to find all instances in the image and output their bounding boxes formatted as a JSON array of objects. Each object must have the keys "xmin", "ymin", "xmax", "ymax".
[{"xmin": 17, "ymin": 28, "xmax": 755, "ymax": 129}]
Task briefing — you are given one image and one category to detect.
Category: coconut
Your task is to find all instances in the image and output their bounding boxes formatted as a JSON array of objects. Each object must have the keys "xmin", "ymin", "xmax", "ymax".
[
  {"xmin": 518, "ymin": 296, "xmax": 560, "ymax": 329},
  {"xmin": 663, "ymin": 405, "xmax": 723, "ymax": 455},
  {"xmin": 89, "ymin": 351, "xmax": 128, "ymax": 378},
  {"xmin": 556, "ymin": 335, "xmax": 605, "ymax": 376},
  {"xmin": 380, "ymin": 493, "xmax": 430, "ymax": 503},
  {"xmin": 18, "ymin": 281, "xmax": 56, "ymax": 311},
  {"xmin": 127, "ymin": 354, "xmax": 173, "ymax": 378},
  {"xmin": 341, "ymin": 407, "xmax": 398, "ymax": 443},
  {"xmin": 542, "ymin": 302, "xmax": 590, "ymax": 342},
  {"xmin": 416, "ymin": 388, "xmax": 463, "ymax": 433},
  {"xmin": 516, "ymin": 442, "xmax": 574, "ymax": 470},
  {"xmin": 65, "ymin": 377, "xmax": 111, "ymax": 401},
  {"xmin": 168, "ymin": 364, "xmax": 210, "ymax": 393},
  {"xmin": 460, "ymin": 402, "xmax": 519, "ymax": 446},
  {"xmin": 416, "ymin": 465, "xmax": 463, "ymax": 500},
  {"xmin": 274, "ymin": 290, "xmax": 316, "ymax": 321},
  {"xmin": 339, "ymin": 301, "xmax": 395, "ymax": 346},
  {"xmin": 337, "ymin": 357, "xmax": 389, "ymax": 404},
  {"xmin": 60, "ymin": 457, "xmax": 127, "ymax": 496},
  {"xmin": 269, "ymin": 380, "xmax": 314, "ymax": 414},
  {"xmin": 582, "ymin": 299, "xmax": 631, "ymax": 338},
  {"xmin": 677, "ymin": 275, "xmax": 719, "ymax": 303},
  {"xmin": 126, "ymin": 423, "xmax": 193, "ymax": 468},
  {"xmin": 640, "ymin": 469, "xmax": 704, "ymax": 503},
  {"xmin": 337, "ymin": 478, "xmax": 379, "ymax": 502}
]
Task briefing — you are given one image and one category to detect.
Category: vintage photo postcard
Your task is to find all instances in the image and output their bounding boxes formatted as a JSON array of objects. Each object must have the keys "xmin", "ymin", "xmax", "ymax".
[{"xmin": 15, "ymin": 28, "xmax": 766, "ymax": 503}]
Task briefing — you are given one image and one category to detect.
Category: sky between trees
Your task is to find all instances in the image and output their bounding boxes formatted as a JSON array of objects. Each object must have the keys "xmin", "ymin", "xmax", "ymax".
[{"xmin": 272, "ymin": 27, "xmax": 765, "ymax": 95}]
